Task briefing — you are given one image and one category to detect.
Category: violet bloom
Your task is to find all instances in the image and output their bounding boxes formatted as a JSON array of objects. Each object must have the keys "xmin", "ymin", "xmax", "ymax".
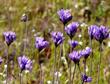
[
  {"xmin": 69, "ymin": 51, "xmax": 81, "ymax": 64},
  {"xmin": 93, "ymin": 25, "xmax": 109, "ymax": 43},
  {"xmin": 18, "ymin": 55, "xmax": 32, "ymax": 71},
  {"xmin": 80, "ymin": 47, "xmax": 92, "ymax": 59},
  {"xmin": 65, "ymin": 22, "xmax": 79, "ymax": 39},
  {"xmin": 35, "ymin": 37, "xmax": 49, "ymax": 52},
  {"xmin": 82, "ymin": 74, "xmax": 92, "ymax": 82},
  {"xmin": 88, "ymin": 25, "xmax": 99, "ymax": 39},
  {"xmin": 68, "ymin": 40, "xmax": 78, "ymax": 49},
  {"xmin": 57, "ymin": 9, "xmax": 72, "ymax": 25},
  {"xmin": 3, "ymin": 31, "xmax": 16, "ymax": 46},
  {"xmin": 51, "ymin": 32, "xmax": 64, "ymax": 47}
]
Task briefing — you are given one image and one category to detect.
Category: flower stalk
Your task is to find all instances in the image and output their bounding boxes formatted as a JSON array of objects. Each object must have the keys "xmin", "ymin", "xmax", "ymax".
[
  {"xmin": 20, "ymin": 70, "xmax": 22, "ymax": 84},
  {"xmin": 6, "ymin": 46, "xmax": 9, "ymax": 84},
  {"xmin": 71, "ymin": 64, "xmax": 76, "ymax": 84},
  {"xmin": 53, "ymin": 46, "xmax": 57, "ymax": 84},
  {"xmin": 89, "ymin": 37, "xmax": 93, "ymax": 76},
  {"xmin": 97, "ymin": 42, "xmax": 102, "ymax": 84}
]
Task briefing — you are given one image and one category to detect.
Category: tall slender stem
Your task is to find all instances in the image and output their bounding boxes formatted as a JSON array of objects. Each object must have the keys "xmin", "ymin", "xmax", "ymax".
[
  {"xmin": 40, "ymin": 63, "xmax": 44, "ymax": 84},
  {"xmin": 69, "ymin": 38, "xmax": 72, "ymax": 84},
  {"xmin": 84, "ymin": 59, "xmax": 86, "ymax": 75},
  {"xmin": 53, "ymin": 46, "xmax": 57, "ymax": 84},
  {"xmin": 71, "ymin": 64, "xmax": 76, "ymax": 84},
  {"xmin": 97, "ymin": 42, "xmax": 102, "ymax": 84},
  {"xmin": 24, "ymin": 22, "xmax": 27, "ymax": 54},
  {"xmin": 20, "ymin": 70, "xmax": 22, "ymax": 84},
  {"xmin": 6, "ymin": 46, "xmax": 9, "ymax": 84},
  {"xmin": 78, "ymin": 64, "xmax": 83, "ymax": 84},
  {"xmin": 57, "ymin": 44, "xmax": 62, "ymax": 84},
  {"xmin": 89, "ymin": 37, "xmax": 93, "ymax": 76}
]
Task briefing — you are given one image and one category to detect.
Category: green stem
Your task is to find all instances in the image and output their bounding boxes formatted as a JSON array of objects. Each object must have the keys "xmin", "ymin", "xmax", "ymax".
[
  {"xmin": 23, "ymin": 22, "xmax": 27, "ymax": 54},
  {"xmin": 77, "ymin": 64, "xmax": 83, "ymax": 84},
  {"xmin": 89, "ymin": 37, "xmax": 93, "ymax": 76},
  {"xmin": 71, "ymin": 64, "xmax": 76, "ymax": 84},
  {"xmin": 97, "ymin": 42, "xmax": 102, "ymax": 84},
  {"xmin": 40, "ymin": 64, "xmax": 44, "ymax": 84},
  {"xmin": 53, "ymin": 46, "xmax": 57, "ymax": 84},
  {"xmin": 57, "ymin": 44, "xmax": 62, "ymax": 84},
  {"xmin": 69, "ymin": 38, "xmax": 72, "ymax": 84},
  {"xmin": 20, "ymin": 70, "xmax": 22, "ymax": 84},
  {"xmin": 6, "ymin": 46, "xmax": 9, "ymax": 84},
  {"xmin": 84, "ymin": 59, "xmax": 86, "ymax": 75}
]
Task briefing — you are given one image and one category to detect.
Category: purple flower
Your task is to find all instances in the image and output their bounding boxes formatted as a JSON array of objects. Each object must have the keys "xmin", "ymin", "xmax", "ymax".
[
  {"xmin": 69, "ymin": 51, "xmax": 81, "ymax": 64},
  {"xmin": 51, "ymin": 32, "xmax": 64, "ymax": 47},
  {"xmin": 80, "ymin": 47, "xmax": 92, "ymax": 59},
  {"xmin": 18, "ymin": 55, "xmax": 32, "ymax": 71},
  {"xmin": 82, "ymin": 74, "xmax": 92, "ymax": 82},
  {"xmin": 88, "ymin": 25, "xmax": 99, "ymax": 39},
  {"xmin": 93, "ymin": 25, "xmax": 109, "ymax": 43},
  {"xmin": 3, "ymin": 31, "xmax": 16, "ymax": 46},
  {"xmin": 35, "ymin": 37, "xmax": 49, "ymax": 52},
  {"xmin": 65, "ymin": 22, "xmax": 79, "ymax": 39},
  {"xmin": 0, "ymin": 57, "xmax": 3, "ymax": 64},
  {"xmin": 68, "ymin": 40, "xmax": 78, "ymax": 49},
  {"xmin": 57, "ymin": 9, "xmax": 72, "ymax": 25}
]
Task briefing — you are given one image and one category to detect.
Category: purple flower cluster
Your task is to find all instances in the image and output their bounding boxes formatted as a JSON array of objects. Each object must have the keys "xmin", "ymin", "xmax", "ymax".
[
  {"xmin": 68, "ymin": 40, "xmax": 78, "ymax": 49},
  {"xmin": 69, "ymin": 51, "xmax": 81, "ymax": 64},
  {"xmin": 51, "ymin": 32, "xmax": 64, "ymax": 47},
  {"xmin": 35, "ymin": 37, "xmax": 49, "ymax": 52},
  {"xmin": 65, "ymin": 22, "xmax": 79, "ymax": 39},
  {"xmin": 18, "ymin": 55, "xmax": 32, "ymax": 71},
  {"xmin": 88, "ymin": 25, "xmax": 98, "ymax": 39},
  {"xmin": 69, "ymin": 47, "xmax": 91, "ymax": 63},
  {"xmin": 82, "ymin": 74, "xmax": 92, "ymax": 82},
  {"xmin": 94, "ymin": 25, "xmax": 109, "ymax": 43},
  {"xmin": 88, "ymin": 25, "xmax": 109, "ymax": 43},
  {"xmin": 80, "ymin": 47, "xmax": 92, "ymax": 59},
  {"xmin": 3, "ymin": 31, "xmax": 16, "ymax": 46},
  {"xmin": 57, "ymin": 9, "xmax": 72, "ymax": 25}
]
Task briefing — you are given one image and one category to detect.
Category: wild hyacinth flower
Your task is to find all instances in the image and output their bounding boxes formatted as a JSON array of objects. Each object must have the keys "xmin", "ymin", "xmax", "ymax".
[
  {"xmin": 18, "ymin": 55, "xmax": 32, "ymax": 84},
  {"xmin": 69, "ymin": 51, "xmax": 81, "ymax": 64},
  {"xmin": 93, "ymin": 25, "xmax": 109, "ymax": 43},
  {"xmin": 51, "ymin": 32, "xmax": 64, "ymax": 83},
  {"xmin": 88, "ymin": 25, "xmax": 98, "ymax": 39},
  {"xmin": 57, "ymin": 9, "xmax": 72, "ymax": 25},
  {"xmin": 69, "ymin": 51, "xmax": 82, "ymax": 83},
  {"xmin": 3, "ymin": 31, "xmax": 16, "ymax": 84},
  {"xmin": 35, "ymin": 37, "xmax": 49, "ymax": 52},
  {"xmin": 51, "ymin": 32, "xmax": 64, "ymax": 47},
  {"xmin": 68, "ymin": 40, "xmax": 78, "ymax": 49},
  {"xmin": 35, "ymin": 37, "xmax": 49, "ymax": 84},
  {"xmin": 88, "ymin": 25, "xmax": 98, "ymax": 76},
  {"xmin": 18, "ymin": 55, "xmax": 32, "ymax": 71},
  {"xmin": 65, "ymin": 22, "xmax": 79, "ymax": 39},
  {"xmin": 3, "ymin": 31, "xmax": 16, "ymax": 46},
  {"xmin": 93, "ymin": 25, "xmax": 109, "ymax": 84},
  {"xmin": 82, "ymin": 74, "xmax": 92, "ymax": 83},
  {"xmin": 80, "ymin": 47, "xmax": 92, "ymax": 74},
  {"xmin": 80, "ymin": 47, "xmax": 92, "ymax": 59}
]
